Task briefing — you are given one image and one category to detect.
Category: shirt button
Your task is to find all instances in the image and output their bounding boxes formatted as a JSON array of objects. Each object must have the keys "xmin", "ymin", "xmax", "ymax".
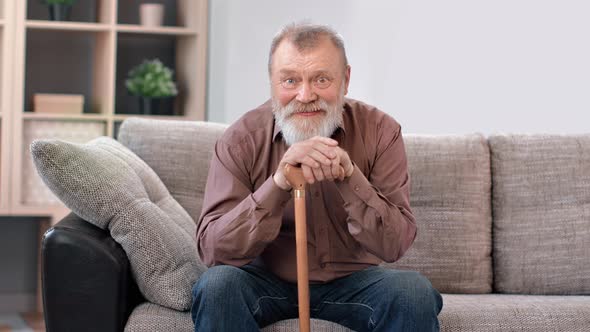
[
  {"xmin": 314, "ymin": 191, "xmax": 320, "ymax": 198},
  {"xmin": 320, "ymin": 263, "xmax": 327, "ymax": 269},
  {"xmin": 354, "ymin": 186, "xmax": 360, "ymax": 191}
]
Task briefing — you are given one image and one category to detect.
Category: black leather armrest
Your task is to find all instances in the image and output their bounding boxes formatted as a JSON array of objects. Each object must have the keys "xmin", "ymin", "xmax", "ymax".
[{"xmin": 42, "ymin": 213, "xmax": 144, "ymax": 332}]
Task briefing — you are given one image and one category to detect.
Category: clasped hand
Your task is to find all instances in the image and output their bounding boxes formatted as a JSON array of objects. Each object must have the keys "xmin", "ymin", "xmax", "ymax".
[{"xmin": 273, "ymin": 136, "xmax": 354, "ymax": 191}]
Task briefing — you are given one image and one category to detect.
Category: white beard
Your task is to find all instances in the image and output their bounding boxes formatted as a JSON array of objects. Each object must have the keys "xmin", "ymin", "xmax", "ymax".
[{"xmin": 273, "ymin": 94, "xmax": 344, "ymax": 146}]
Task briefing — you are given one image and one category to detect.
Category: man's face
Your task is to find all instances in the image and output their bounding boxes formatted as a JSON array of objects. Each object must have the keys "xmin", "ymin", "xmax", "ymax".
[{"xmin": 270, "ymin": 38, "xmax": 351, "ymax": 146}]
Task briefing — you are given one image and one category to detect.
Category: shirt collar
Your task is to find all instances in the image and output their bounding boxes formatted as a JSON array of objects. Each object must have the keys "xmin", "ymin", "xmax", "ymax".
[{"xmin": 272, "ymin": 100, "xmax": 349, "ymax": 142}]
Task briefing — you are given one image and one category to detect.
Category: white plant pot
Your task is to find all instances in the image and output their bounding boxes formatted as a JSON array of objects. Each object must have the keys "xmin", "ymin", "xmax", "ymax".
[{"xmin": 140, "ymin": 4, "xmax": 164, "ymax": 27}]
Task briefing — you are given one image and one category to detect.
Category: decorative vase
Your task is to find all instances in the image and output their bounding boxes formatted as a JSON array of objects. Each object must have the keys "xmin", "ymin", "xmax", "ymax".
[
  {"xmin": 140, "ymin": 4, "xmax": 164, "ymax": 27},
  {"xmin": 139, "ymin": 97, "xmax": 160, "ymax": 115},
  {"xmin": 48, "ymin": 4, "xmax": 72, "ymax": 21}
]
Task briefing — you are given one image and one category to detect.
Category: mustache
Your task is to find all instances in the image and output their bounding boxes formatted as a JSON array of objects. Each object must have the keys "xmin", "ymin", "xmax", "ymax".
[{"xmin": 281, "ymin": 99, "xmax": 330, "ymax": 116}]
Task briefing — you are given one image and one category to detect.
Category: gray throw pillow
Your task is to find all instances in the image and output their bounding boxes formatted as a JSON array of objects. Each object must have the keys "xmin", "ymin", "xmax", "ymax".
[{"xmin": 30, "ymin": 136, "xmax": 205, "ymax": 310}]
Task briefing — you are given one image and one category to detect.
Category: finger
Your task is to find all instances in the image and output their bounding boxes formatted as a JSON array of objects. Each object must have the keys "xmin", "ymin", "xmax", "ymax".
[
  {"xmin": 302, "ymin": 165, "xmax": 315, "ymax": 184},
  {"xmin": 311, "ymin": 143, "xmax": 337, "ymax": 160},
  {"xmin": 343, "ymin": 158, "xmax": 354, "ymax": 177},
  {"xmin": 336, "ymin": 147, "xmax": 354, "ymax": 176},
  {"xmin": 322, "ymin": 164, "xmax": 334, "ymax": 181},
  {"xmin": 338, "ymin": 166, "xmax": 346, "ymax": 180},
  {"xmin": 312, "ymin": 164, "xmax": 325, "ymax": 182},
  {"xmin": 330, "ymin": 158, "xmax": 340, "ymax": 180},
  {"xmin": 302, "ymin": 150, "xmax": 333, "ymax": 167},
  {"xmin": 311, "ymin": 136, "xmax": 338, "ymax": 146}
]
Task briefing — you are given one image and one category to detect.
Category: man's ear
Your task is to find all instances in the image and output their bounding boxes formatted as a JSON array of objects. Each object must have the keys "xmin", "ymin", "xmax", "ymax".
[{"xmin": 344, "ymin": 65, "xmax": 351, "ymax": 95}]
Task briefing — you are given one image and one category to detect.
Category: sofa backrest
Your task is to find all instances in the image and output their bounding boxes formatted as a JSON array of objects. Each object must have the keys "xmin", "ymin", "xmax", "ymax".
[
  {"xmin": 118, "ymin": 118, "xmax": 227, "ymax": 222},
  {"xmin": 388, "ymin": 134, "xmax": 493, "ymax": 294},
  {"xmin": 119, "ymin": 119, "xmax": 590, "ymax": 295},
  {"xmin": 489, "ymin": 134, "xmax": 590, "ymax": 295},
  {"xmin": 119, "ymin": 119, "xmax": 495, "ymax": 294}
]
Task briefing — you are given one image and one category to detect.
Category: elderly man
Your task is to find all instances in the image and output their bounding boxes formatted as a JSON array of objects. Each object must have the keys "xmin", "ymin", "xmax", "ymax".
[{"xmin": 192, "ymin": 23, "xmax": 442, "ymax": 331}]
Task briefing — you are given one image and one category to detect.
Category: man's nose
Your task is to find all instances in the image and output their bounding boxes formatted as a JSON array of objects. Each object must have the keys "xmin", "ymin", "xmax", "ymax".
[{"xmin": 296, "ymin": 82, "xmax": 317, "ymax": 103}]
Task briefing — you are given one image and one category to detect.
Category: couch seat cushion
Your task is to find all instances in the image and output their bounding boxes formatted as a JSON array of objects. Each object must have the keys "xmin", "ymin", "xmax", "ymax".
[
  {"xmin": 126, "ymin": 294, "xmax": 590, "ymax": 332},
  {"xmin": 388, "ymin": 134, "xmax": 493, "ymax": 294},
  {"xmin": 30, "ymin": 137, "xmax": 206, "ymax": 310},
  {"xmin": 440, "ymin": 294, "xmax": 590, "ymax": 331},
  {"xmin": 490, "ymin": 134, "xmax": 590, "ymax": 294}
]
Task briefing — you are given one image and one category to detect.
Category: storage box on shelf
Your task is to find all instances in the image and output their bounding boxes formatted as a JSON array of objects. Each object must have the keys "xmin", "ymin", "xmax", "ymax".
[{"xmin": 32, "ymin": 94, "xmax": 85, "ymax": 114}]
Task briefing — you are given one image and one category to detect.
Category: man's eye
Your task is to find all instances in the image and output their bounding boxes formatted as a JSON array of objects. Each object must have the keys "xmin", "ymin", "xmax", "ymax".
[
  {"xmin": 281, "ymin": 78, "xmax": 298, "ymax": 89},
  {"xmin": 315, "ymin": 77, "xmax": 331, "ymax": 88}
]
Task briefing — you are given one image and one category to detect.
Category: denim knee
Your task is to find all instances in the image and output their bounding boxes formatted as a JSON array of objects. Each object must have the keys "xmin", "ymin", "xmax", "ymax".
[
  {"xmin": 386, "ymin": 271, "xmax": 443, "ymax": 315},
  {"xmin": 192, "ymin": 265, "xmax": 246, "ymax": 300}
]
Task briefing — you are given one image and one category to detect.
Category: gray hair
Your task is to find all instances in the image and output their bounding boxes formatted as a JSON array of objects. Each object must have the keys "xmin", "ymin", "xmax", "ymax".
[{"xmin": 268, "ymin": 22, "xmax": 348, "ymax": 74}]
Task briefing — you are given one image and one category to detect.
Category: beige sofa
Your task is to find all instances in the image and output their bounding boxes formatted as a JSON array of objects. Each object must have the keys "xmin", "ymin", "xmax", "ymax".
[{"xmin": 39, "ymin": 118, "xmax": 590, "ymax": 331}]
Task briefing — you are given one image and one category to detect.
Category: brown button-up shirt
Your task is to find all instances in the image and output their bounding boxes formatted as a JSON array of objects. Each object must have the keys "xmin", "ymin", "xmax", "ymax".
[{"xmin": 197, "ymin": 98, "xmax": 416, "ymax": 283}]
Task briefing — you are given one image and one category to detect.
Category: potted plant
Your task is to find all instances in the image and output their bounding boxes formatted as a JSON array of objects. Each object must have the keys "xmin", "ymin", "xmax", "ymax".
[
  {"xmin": 125, "ymin": 59, "xmax": 178, "ymax": 115},
  {"xmin": 41, "ymin": 0, "xmax": 77, "ymax": 21}
]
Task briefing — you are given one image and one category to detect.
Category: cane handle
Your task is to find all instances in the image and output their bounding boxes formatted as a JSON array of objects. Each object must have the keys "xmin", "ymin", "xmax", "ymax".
[{"xmin": 284, "ymin": 164, "xmax": 306, "ymax": 190}]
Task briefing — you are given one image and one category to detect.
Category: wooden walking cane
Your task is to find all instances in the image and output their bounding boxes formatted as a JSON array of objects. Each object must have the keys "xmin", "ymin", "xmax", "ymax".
[{"xmin": 284, "ymin": 165, "xmax": 310, "ymax": 332}]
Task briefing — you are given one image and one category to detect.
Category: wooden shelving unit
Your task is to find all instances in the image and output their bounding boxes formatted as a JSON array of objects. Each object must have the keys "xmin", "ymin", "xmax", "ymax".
[
  {"xmin": 0, "ymin": 0, "xmax": 208, "ymax": 313},
  {"xmin": 1, "ymin": 0, "xmax": 208, "ymax": 218},
  {"xmin": 0, "ymin": 0, "xmax": 15, "ymax": 215}
]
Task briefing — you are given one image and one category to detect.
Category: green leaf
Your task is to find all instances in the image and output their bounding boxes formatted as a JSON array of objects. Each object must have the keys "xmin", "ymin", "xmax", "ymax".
[{"xmin": 125, "ymin": 59, "xmax": 178, "ymax": 97}]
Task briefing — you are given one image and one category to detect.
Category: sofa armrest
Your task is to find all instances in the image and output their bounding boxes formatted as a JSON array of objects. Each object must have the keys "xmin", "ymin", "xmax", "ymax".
[{"xmin": 42, "ymin": 213, "xmax": 144, "ymax": 332}]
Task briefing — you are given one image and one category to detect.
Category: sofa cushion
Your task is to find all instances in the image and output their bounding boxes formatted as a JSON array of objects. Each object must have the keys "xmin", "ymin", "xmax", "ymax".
[
  {"xmin": 126, "ymin": 295, "xmax": 590, "ymax": 331},
  {"xmin": 388, "ymin": 134, "xmax": 493, "ymax": 294},
  {"xmin": 125, "ymin": 303, "xmax": 353, "ymax": 332},
  {"xmin": 490, "ymin": 134, "xmax": 590, "ymax": 294},
  {"xmin": 440, "ymin": 294, "xmax": 590, "ymax": 331},
  {"xmin": 30, "ymin": 137, "xmax": 206, "ymax": 310},
  {"xmin": 117, "ymin": 118, "xmax": 228, "ymax": 222}
]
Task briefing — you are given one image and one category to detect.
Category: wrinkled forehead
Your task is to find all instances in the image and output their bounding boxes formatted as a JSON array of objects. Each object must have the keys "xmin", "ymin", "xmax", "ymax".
[{"xmin": 271, "ymin": 38, "xmax": 345, "ymax": 75}]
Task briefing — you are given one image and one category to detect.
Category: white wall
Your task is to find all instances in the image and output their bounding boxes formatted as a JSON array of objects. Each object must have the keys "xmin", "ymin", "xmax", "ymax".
[{"xmin": 207, "ymin": 0, "xmax": 590, "ymax": 135}]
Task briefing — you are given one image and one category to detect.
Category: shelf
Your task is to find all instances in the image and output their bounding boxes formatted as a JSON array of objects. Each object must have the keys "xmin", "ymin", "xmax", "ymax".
[
  {"xmin": 117, "ymin": 24, "xmax": 197, "ymax": 36},
  {"xmin": 24, "ymin": 29, "xmax": 112, "ymax": 115},
  {"xmin": 115, "ymin": 33, "xmax": 178, "ymax": 115},
  {"xmin": 26, "ymin": 20, "xmax": 111, "ymax": 32},
  {"xmin": 22, "ymin": 112, "xmax": 108, "ymax": 121}
]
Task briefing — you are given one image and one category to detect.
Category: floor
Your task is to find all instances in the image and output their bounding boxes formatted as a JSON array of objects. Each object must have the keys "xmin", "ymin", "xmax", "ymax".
[{"xmin": 0, "ymin": 313, "xmax": 44, "ymax": 332}]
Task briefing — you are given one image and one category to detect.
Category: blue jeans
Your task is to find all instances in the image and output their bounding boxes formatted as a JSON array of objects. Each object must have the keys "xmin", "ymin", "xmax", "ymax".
[{"xmin": 191, "ymin": 264, "xmax": 443, "ymax": 331}]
